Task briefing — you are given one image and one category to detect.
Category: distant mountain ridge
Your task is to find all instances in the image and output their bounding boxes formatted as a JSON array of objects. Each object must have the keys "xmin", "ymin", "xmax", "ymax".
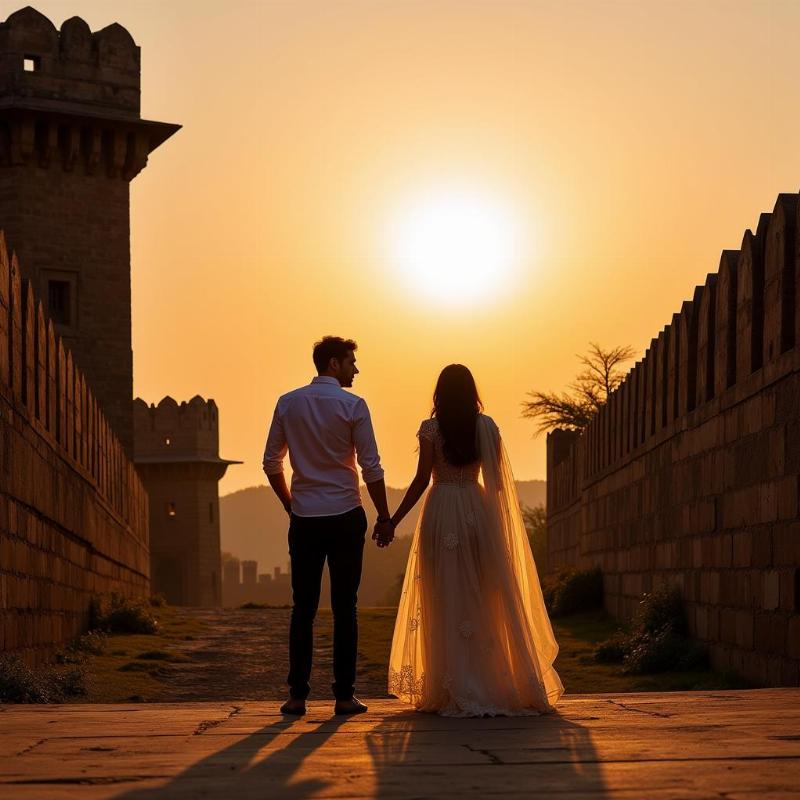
[{"xmin": 220, "ymin": 480, "xmax": 546, "ymax": 603}]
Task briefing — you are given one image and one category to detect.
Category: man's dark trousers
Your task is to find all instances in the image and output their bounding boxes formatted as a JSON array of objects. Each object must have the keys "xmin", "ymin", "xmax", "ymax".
[{"xmin": 287, "ymin": 505, "xmax": 368, "ymax": 701}]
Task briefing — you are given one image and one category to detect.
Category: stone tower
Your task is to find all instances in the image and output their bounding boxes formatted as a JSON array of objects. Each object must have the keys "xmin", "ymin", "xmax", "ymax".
[
  {"xmin": 0, "ymin": 7, "xmax": 179, "ymax": 453},
  {"xmin": 133, "ymin": 396, "xmax": 240, "ymax": 607}
]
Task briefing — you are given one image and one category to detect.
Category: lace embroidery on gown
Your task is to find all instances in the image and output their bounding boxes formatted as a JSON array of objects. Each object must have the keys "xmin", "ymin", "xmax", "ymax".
[{"xmin": 388, "ymin": 415, "xmax": 564, "ymax": 717}]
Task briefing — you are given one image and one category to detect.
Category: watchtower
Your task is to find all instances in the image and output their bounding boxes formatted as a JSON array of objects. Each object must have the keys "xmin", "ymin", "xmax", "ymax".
[
  {"xmin": 133, "ymin": 396, "xmax": 240, "ymax": 607},
  {"xmin": 0, "ymin": 7, "xmax": 179, "ymax": 453}
]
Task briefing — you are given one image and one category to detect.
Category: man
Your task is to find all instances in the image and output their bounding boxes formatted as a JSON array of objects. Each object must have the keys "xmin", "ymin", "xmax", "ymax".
[{"xmin": 262, "ymin": 336, "xmax": 395, "ymax": 716}]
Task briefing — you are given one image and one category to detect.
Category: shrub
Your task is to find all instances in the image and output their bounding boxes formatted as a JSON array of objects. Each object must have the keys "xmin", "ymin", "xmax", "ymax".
[
  {"xmin": 55, "ymin": 630, "xmax": 108, "ymax": 665},
  {"xmin": 593, "ymin": 631, "xmax": 628, "ymax": 663},
  {"xmin": 0, "ymin": 656, "xmax": 86, "ymax": 703},
  {"xmin": 73, "ymin": 630, "xmax": 108, "ymax": 656},
  {"xmin": 91, "ymin": 593, "xmax": 159, "ymax": 635},
  {"xmin": 544, "ymin": 567, "xmax": 604, "ymax": 617},
  {"xmin": 149, "ymin": 594, "xmax": 167, "ymax": 608},
  {"xmin": 636, "ymin": 585, "xmax": 687, "ymax": 637},
  {"xmin": 594, "ymin": 585, "xmax": 708, "ymax": 675}
]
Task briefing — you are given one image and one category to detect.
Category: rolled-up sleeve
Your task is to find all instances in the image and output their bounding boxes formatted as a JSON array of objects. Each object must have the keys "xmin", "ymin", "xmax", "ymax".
[
  {"xmin": 262, "ymin": 403, "xmax": 288, "ymax": 475},
  {"xmin": 352, "ymin": 398, "xmax": 384, "ymax": 483}
]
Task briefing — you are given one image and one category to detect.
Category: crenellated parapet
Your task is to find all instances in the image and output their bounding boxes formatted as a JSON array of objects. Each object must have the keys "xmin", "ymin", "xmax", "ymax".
[
  {"xmin": 133, "ymin": 396, "xmax": 240, "ymax": 607},
  {"xmin": 133, "ymin": 396, "xmax": 224, "ymax": 462},
  {"xmin": 0, "ymin": 6, "xmax": 179, "ymax": 179},
  {"xmin": 545, "ymin": 190, "xmax": 800, "ymax": 688},
  {"xmin": 0, "ymin": 229, "xmax": 149, "ymax": 658},
  {"xmin": 565, "ymin": 189, "xmax": 800, "ymax": 485}
]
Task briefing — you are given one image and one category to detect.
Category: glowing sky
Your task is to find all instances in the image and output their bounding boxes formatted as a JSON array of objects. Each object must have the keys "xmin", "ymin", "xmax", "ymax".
[{"xmin": 30, "ymin": 0, "xmax": 800, "ymax": 494}]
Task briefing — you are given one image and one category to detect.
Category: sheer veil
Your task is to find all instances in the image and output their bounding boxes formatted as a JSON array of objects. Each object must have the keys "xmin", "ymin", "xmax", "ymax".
[
  {"xmin": 388, "ymin": 414, "xmax": 563, "ymax": 711},
  {"xmin": 476, "ymin": 414, "xmax": 563, "ymax": 708}
]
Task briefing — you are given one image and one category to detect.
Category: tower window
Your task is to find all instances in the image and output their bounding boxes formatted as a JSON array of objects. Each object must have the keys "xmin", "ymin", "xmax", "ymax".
[
  {"xmin": 164, "ymin": 436, "xmax": 172, "ymax": 446},
  {"xmin": 47, "ymin": 280, "xmax": 71, "ymax": 325},
  {"xmin": 42, "ymin": 271, "xmax": 77, "ymax": 330},
  {"xmin": 166, "ymin": 502, "xmax": 176, "ymax": 518},
  {"xmin": 23, "ymin": 56, "xmax": 40, "ymax": 73}
]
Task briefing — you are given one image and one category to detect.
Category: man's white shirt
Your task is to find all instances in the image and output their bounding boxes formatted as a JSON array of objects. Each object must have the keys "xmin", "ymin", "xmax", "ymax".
[{"xmin": 262, "ymin": 376, "xmax": 384, "ymax": 517}]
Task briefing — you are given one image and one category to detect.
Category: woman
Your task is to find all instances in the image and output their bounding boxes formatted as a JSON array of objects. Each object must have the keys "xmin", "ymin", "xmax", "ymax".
[{"xmin": 386, "ymin": 364, "xmax": 563, "ymax": 716}]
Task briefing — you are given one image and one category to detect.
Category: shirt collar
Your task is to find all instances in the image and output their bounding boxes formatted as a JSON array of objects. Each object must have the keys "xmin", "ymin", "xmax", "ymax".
[{"xmin": 311, "ymin": 376, "xmax": 341, "ymax": 387}]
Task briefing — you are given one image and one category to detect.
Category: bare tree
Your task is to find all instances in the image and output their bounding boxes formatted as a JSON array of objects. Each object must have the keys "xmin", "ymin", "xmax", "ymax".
[{"xmin": 522, "ymin": 342, "xmax": 635, "ymax": 434}]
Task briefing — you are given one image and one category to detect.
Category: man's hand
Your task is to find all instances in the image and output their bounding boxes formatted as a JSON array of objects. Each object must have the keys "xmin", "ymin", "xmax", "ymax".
[
  {"xmin": 372, "ymin": 519, "xmax": 395, "ymax": 548},
  {"xmin": 266, "ymin": 472, "xmax": 293, "ymax": 518}
]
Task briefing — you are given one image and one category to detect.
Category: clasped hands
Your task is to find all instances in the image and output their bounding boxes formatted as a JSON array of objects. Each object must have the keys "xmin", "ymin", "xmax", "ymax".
[{"xmin": 372, "ymin": 517, "xmax": 395, "ymax": 548}]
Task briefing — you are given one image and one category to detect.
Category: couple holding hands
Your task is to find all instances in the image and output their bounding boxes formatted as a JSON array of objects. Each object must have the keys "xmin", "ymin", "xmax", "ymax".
[{"xmin": 263, "ymin": 336, "xmax": 562, "ymax": 718}]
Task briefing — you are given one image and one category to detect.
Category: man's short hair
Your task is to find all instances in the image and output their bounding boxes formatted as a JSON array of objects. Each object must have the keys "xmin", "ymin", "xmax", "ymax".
[{"xmin": 313, "ymin": 336, "xmax": 358, "ymax": 373}]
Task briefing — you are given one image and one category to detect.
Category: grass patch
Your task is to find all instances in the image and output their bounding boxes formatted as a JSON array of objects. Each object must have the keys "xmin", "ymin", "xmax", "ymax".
[{"xmin": 76, "ymin": 605, "xmax": 206, "ymax": 703}]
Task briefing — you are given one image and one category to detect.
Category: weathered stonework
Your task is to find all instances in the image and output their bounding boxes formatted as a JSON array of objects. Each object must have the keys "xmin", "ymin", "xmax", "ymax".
[
  {"xmin": 0, "ymin": 6, "xmax": 179, "ymax": 453},
  {"xmin": 546, "ymin": 192, "xmax": 800, "ymax": 687},
  {"xmin": 0, "ymin": 233, "xmax": 148, "ymax": 662},
  {"xmin": 133, "ymin": 397, "xmax": 239, "ymax": 608}
]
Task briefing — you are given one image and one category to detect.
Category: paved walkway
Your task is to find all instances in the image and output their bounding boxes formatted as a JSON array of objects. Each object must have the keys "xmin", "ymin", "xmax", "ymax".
[{"xmin": 2, "ymin": 690, "xmax": 799, "ymax": 799}]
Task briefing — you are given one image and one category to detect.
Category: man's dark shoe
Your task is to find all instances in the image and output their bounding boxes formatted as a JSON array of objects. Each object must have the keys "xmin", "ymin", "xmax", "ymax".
[
  {"xmin": 334, "ymin": 697, "xmax": 368, "ymax": 716},
  {"xmin": 280, "ymin": 698, "xmax": 306, "ymax": 716}
]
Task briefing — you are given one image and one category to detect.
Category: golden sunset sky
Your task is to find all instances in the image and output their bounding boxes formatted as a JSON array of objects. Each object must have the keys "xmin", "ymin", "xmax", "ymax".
[{"xmin": 33, "ymin": 1, "xmax": 800, "ymax": 495}]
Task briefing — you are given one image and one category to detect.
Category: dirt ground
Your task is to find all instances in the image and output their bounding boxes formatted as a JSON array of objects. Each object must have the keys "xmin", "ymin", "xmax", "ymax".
[{"xmin": 151, "ymin": 607, "xmax": 393, "ymax": 702}]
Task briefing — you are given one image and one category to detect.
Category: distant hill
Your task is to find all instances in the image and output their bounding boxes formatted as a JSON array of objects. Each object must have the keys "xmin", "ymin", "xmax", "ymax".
[{"xmin": 220, "ymin": 479, "xmax": 545, "ymax": 606}]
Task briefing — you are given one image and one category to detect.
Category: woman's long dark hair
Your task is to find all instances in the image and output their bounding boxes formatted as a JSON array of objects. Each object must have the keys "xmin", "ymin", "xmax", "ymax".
[{"xmin": 432, "ymin": 364, "xmax": 483, "ymax": 466}]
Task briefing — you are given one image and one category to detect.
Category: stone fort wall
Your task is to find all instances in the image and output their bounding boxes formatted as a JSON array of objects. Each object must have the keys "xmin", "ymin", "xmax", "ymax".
[
  {"xmin": 0, "ymin": 234, "xmax": 148, "ymax": 661},
  {"xmin": 546, "ymin": 191, "xmax": 800, "ymax": 687}
]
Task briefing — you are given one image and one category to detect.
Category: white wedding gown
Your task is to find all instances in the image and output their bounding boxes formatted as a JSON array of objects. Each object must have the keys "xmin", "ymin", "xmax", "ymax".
[{"xmin": 388, "ymin": 414, "xmax": 563, "ymax": 716}]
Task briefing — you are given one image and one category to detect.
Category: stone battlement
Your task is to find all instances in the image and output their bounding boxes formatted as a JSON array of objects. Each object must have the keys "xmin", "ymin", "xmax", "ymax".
[
  {"xmin": 133, "ymin": 396, "xmax": 221, "ymax": 461},
  {"xmin": 0, "ymin": 6, "xmax": 140, "ymax": 115}
]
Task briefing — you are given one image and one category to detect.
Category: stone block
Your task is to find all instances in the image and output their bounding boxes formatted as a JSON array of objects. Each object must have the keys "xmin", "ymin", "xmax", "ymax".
[
  {"xmin": 720, "ymin": 608, "xmax": 737, "ymax": 645},
  {"xmin": 753, "ymin": 532, "xmax": 773, "ymax": 569},
  {"xmin": 777, "ymin": 475, "xmax": 799, "ymax": 520},
  {"xmin": 735, "ymin": 610, "xmax": 754, "ymax": 650},
  {"xmin": 767, "ymin": 426, "xmax": 786, "ymax": 477},
  {"xmin": 732, "ymin": 531, "xmax": 753, "ymax": 567},
  {"xmin": 772, "ymin": 522, "xmax": 800, "ymax": 566},
  {"xmin": 767, "ymin": 655, "xmax": 784, "ymax": 685},
  {"xmin": 779, "ymin": 569, "xmax": 796, "ymax": 612},
  {"xmin": 763, "ymin": 571, "xmax": 780, "ymax": 611},
  {"xmin": 754, "ymin": 612, "xmax": 784, "ymax": 655},
  {"xmin": 787, "ymin": 617, "xmax": 800, "ymax": 660},
  {"xmin": 759, "ymin": 481, "xmax": 779, "ymax": 523},
  {"xmin": 700, "ymin": 571, "xmax": 721, "ymax": 604},
  {"xmin": 780, "ymin": 658, "xmax": 799, "ymax": 687},
  {"xmin": 707, "ymin": 607, "xmax": 720, "ymax": 640}
]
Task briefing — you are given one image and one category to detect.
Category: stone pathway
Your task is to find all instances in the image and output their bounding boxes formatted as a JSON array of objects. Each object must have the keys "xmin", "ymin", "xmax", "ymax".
[
  {"xmin": 2, "ymin": 690, "xmax": 799, "ymax": 798},
  {"xmin": 158, "ymin": 608, "xmax": 388, "ymax": 701}
]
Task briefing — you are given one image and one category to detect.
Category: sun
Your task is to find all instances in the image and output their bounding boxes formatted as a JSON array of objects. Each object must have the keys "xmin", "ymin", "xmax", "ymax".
[{"xmin": 385, "ymin": 185, "xmax": 524, "ymax": 307}]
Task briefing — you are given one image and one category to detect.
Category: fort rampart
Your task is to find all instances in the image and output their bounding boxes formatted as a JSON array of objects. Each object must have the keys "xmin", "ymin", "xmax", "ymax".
[
  {"xmin": 546, "ymin": 191, "xmax": 800, "ymax": 686},
  {"xmin": 0, "ymin": 234, "xmax": 148, "ymax": 661}
]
